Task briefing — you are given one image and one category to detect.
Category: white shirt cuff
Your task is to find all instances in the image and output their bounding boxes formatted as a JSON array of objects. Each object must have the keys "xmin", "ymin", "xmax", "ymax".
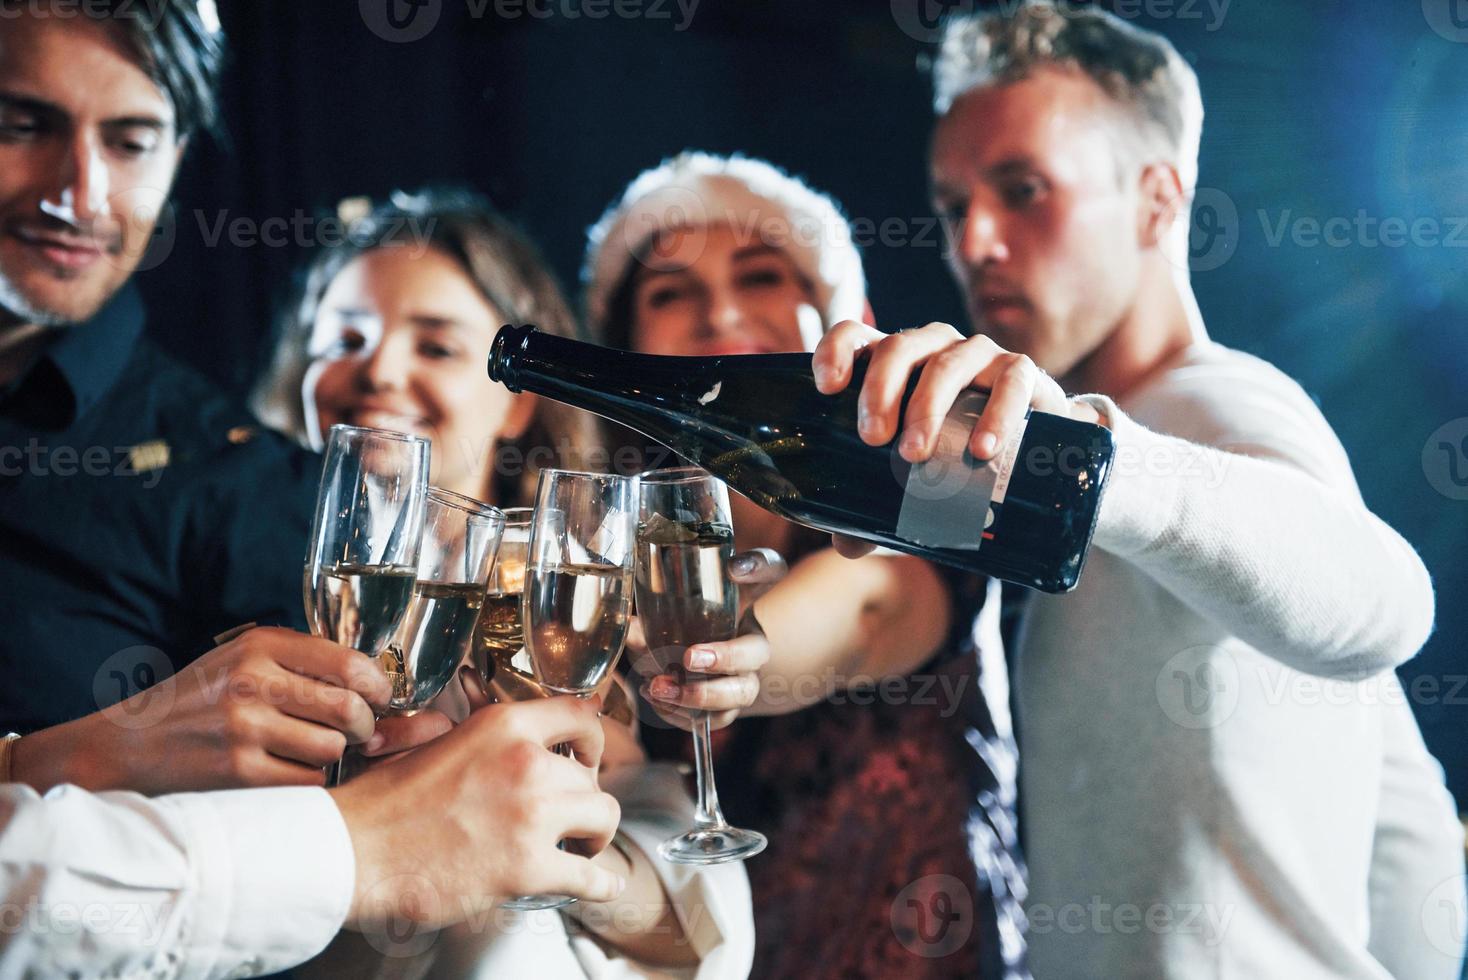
[{"xmin": 161, "ymin": 786, "xmax": 354, "ymax": 978}]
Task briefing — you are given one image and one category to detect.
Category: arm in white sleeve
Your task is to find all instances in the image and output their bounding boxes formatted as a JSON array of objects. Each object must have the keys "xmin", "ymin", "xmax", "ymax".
[
  {"xmin": 0, "ymin": 782, "xmax": 354, "ymax": 980},
  {"xmin": 1075, "ymin": 355, "xmax": 1434, "ymax": 680},
  {"xmin": 1367, "ymin": 682, "xmax": 1466, "ymax": 980}
]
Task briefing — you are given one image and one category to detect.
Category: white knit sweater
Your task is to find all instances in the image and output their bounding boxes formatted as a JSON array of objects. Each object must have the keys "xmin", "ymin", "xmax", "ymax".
[{"xmin": 1017, "ymin": 341, "xmax": 1463, "ymax": 978}]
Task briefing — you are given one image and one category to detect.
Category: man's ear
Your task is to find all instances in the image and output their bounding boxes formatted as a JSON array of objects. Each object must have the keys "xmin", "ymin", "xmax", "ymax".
[
  {"xmin": 499, "ymin": 391, "xmax": 538, "ymax": 442},
  {"xmin": 1138, "ymin": 162, "xmax": 1187, "ymax": 250}
]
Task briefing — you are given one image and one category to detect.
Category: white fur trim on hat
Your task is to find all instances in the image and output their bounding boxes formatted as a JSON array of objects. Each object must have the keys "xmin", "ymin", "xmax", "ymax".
[{"xmin": 582, "ymin": 152, "xmax": 867, "ymax": 344}]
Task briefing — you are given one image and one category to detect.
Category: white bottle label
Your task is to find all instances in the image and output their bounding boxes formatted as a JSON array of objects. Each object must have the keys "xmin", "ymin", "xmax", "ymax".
[{"xmin": 894, "ymin": 390, "xmax": 1027, "ymax": 552}]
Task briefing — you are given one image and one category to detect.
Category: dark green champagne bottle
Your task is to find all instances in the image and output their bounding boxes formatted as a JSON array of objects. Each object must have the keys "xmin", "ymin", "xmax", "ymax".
[{"xmin": 489, "ymin": 325, "xmax": 1114, "ymax": 593}]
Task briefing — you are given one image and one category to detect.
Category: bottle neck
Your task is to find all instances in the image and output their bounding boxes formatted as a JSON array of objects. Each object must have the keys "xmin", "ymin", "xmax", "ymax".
[{"xmin": 491, "ymin": 325, "xmax": 683, "ymax": 414}]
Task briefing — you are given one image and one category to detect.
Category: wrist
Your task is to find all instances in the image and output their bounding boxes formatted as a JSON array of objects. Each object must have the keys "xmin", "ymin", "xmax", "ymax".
[
  {"xmin": 328, "ymin": 782, "xmax": 394, "ymax": 928},
  {"xmin": 9, "ymin": 714, "xmax": 120, "ymax": 793},
  {"xmin": 1067, "ymin": 395, "xmax": 1110, "ymax": 428}
]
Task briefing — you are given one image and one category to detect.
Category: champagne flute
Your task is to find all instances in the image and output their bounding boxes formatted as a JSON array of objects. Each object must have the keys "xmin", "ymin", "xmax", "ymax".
[
  {"xmin": 383, "ymin": 488, "xmax": 504, "ymax": 712},
  {"xmin": 636, "ymin": 467, "xmax": 766, "ymax": 864},
  {"xmin": 504, "ymin": 469, "xmax": 638, "ymax": 911},
  {"xmin": 473, "ymin": 507, "xmax": 640, "ymax": 719},
  {"xmin": 473, "ymin": 507, "xmax": 542, "ymax": 703},
  {"xmin": 304, "ymin": 424, "xmax": 429, "ymax": 785}
]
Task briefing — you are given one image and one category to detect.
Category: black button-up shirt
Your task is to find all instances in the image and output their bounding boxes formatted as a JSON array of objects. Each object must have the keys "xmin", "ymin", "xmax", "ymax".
[{"xmin": 0, "ymin": 287, "xmax": 318, "ymax": 732}]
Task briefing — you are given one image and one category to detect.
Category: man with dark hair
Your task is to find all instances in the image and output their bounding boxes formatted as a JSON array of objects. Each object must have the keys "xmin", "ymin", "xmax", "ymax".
[
  {"xmin": 0, "ymin": 0, "xmax": 340, "ymax": 792},
  {"xmin": 0, "ymin": 5, "xmax": 624, "ymax": 974},
  {"xmin": 816, "ymin": 2, "xmax": 1464, "ymax": 977}
]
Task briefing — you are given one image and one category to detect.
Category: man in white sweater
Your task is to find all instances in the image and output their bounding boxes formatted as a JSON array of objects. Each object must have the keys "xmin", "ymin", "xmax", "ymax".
[{"xmin": 814, "ymin": 2, "xmax": 1465, "ymax": 976}]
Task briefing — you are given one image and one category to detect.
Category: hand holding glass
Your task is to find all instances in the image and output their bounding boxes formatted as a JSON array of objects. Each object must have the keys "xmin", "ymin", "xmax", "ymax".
[
  {"xmin": 303, "ymin": 424, "xmax": 430, "ymax": 784},
  {"xmin": 636, "ymin": 467, "xmax": 766, "ymax": 864},
  {"xmin": 505, "ymin": 469, "xmax": 637, "ymax": 911}
]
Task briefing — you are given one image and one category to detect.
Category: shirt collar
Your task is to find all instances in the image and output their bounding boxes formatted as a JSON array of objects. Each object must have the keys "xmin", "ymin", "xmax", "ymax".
[{"xmin": 38, "ymin": 285, "xmax": 147, "ymax": 426}]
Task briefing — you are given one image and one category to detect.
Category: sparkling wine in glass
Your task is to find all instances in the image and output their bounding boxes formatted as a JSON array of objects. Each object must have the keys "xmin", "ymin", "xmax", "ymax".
[
  {"xmin": 303, "ymin": 424, "xmax": 429, "ymax": 784},
  {"xmin": 502, "ymin": 469, "xmax": 637, "ymax": 912},
  {"xmin": 636, "ymin": 466, "xmax": 766, "ymax": 864},
  {"xmin": 474, "ymin": 508, "xmax": 640, "ymax": 723},
  {"xmin": 382, "ymin": 488, "xmax": 504, "ymax": 712},
  {"xmin": 473, "ymin": 508, "xmax": 547, "ymax": 703}
]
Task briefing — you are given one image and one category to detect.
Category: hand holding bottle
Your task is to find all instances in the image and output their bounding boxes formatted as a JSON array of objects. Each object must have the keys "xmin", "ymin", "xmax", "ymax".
[
  {"xmin": 489, "ymin": 324, "xmax": 1114, "ymax": 593},
  {"xmin": 812, "ymin": 320, "xmax": 1105, "ymax": 462},
  {"xmin": 812, "ymin": 320, "xmax": 1108, "ymax": 561}
]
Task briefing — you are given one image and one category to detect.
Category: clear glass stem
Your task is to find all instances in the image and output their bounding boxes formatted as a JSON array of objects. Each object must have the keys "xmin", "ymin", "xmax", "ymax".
[{"xmin": 690, "ymin": 710, "xmax": 728, "ymax": 830}]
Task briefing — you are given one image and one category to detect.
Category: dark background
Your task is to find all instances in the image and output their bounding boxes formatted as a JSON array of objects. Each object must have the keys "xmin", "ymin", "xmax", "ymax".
[{"xmin": 140, "ymin": 0, "xmax": 1468, "ymax": 810}]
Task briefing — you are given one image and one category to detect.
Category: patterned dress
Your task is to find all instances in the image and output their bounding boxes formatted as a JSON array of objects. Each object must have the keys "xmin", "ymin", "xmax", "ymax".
[{"xmin": 640, "ymin": 569, "xmax": 1029, "ymax": 979}]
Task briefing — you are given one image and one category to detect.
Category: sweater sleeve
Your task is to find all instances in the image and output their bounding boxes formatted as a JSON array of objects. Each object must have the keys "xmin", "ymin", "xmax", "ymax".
[{"xmin": 1074, "ymin": 353, "xmax": 1434, "ymax": 680}]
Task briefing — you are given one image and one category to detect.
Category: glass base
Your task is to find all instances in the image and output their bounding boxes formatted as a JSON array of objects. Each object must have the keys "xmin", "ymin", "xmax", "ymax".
[
  {"xmin": 501, "ymin": 894, "xmax": 577, "ymax": 911},
  {"xmin": 658, "ymin": 826, "xmax": 767, "ymax": 865}
]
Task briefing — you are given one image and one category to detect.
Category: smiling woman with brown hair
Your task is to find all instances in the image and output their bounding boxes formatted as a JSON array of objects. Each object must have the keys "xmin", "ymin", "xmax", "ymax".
[
  {"xmin": 256, "ymin": 186, "xmax": 761, "ymax": 977},
  {"xmin": 254, "ymin": 187, "xmax": 599, "ymax": 506}
]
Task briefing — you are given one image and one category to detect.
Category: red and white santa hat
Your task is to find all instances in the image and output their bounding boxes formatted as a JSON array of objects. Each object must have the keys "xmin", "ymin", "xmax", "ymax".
[{"xmin": 582, "ymin": 151, "xmax": 868, "ymax": 343}]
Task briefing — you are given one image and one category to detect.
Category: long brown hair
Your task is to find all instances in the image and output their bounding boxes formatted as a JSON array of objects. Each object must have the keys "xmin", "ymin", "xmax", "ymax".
[{"xmin": 253, "ymin": 187, "xmax": 598, "ymax": 507}]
